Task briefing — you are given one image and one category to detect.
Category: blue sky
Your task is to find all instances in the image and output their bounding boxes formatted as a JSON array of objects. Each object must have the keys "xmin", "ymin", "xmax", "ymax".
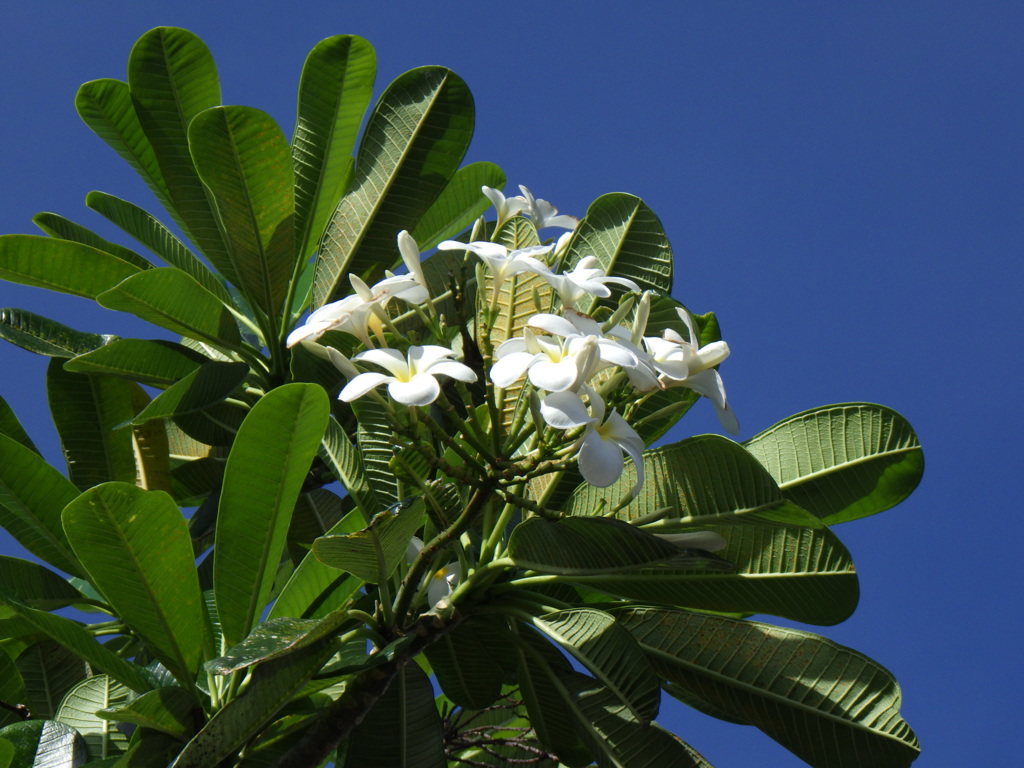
[{"xmin": 1, "ymin": 2, "xmax": 1021, "ymax": 765}]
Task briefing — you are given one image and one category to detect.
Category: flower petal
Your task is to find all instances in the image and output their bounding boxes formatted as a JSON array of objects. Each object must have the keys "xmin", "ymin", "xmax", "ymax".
[
  {"xmin": 354, "ymin": 348, "xmax": 409, "ymax": 378},
  {"xmin": 540, "ymin": 391, "xmax": 593, "ymax": 429},
  {"xmin": 389, "ymin": 373, "xmax": 441, "ymax": 406},
  {"xmin": 490, "ymin": 352, "xmax": 537, "ymax": 388},
  {"xmin": 577, "ymin": 429, "xmax": 627, "ymax": 488},
  {"xmin": 339, "ymin": 372, "xmax": 393, "ymax": 402},
  {"xmin": 428, "ymin": 360, "xmax": 478, "ymax": 383}
]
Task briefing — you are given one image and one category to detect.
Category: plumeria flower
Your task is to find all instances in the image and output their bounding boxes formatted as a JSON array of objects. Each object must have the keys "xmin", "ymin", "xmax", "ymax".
[
  {"xmin": 482, "ymin": 185, "xmax": 528, "ymax": 229},
  {"xmin": 491, "ymin": 328, "xmax": 602, "ymax": 393},
  {"xmin": 436, "ymin": 240, "xmax": 553, "ymax": 296},
  {"xmin": 405, "ymin": 536, "xmax": 461, "ymax": 609},
  {"xmin": 286, "ymin": 230, "xmax": 429, "ymax": 348},
  {"xmin": 528, "ymin": 256, "xmax": 640, "ymax": 310},
  {"xmin": 528, "ymin": 311, "xmax": 639, "ymax": 373},
  {"xmin": 540, "ymin": 389, "xmax": 645, "ymax": 497},
  {"xmin": 649, "ymin": 307, "xmax": 739, "ymax": 435},
  {"xmin": 518, "ymin": 185, "xmax": 578, "ymax": 230},
  {"xmin": 338, "ymin": 345, "xmax": 477, "ymax": 406},
  {"xmin": 426, "ymin": 561, "xmax": 462, "ymax": 608}
]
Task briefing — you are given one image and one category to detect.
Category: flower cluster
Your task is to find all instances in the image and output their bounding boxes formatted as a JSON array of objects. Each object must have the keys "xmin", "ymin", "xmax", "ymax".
[{"xmin": 288, "ymin": 185, "xmax": 737, "ymax": 496}]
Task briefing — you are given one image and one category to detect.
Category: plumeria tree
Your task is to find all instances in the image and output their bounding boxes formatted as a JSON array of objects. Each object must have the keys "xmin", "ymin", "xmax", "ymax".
[{"xmin": 0, "ymin": 28, "xmax": 923, "ymax": 768}]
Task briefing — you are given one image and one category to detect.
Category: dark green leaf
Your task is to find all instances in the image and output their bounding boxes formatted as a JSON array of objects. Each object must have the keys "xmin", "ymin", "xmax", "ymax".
[
  {"xmin": 508, "ymin": 516, "xmax": 730, "ymax": 576},
  {"xmin": 97, "ymin": 268, "xmax": 242, "ymax": 350},
  {"xmin": 0, "ymin": 433, "xmax": 83, "ymax": 577},
  {"xmin": 292, "ymin": 35, "xmax": 375, "ymax": 261},
  {"xmin": 98, "ymin": 686, "xmax": 198, "ymax": 742},
  {"xmin": 0, "ymin": 235, "xmax": 142, "ymax": 299},
  {"xmin": 565, "ymin": 434, "xmax": 821, "ymax": 529},
  {"xmin": 344, "ymin": 662, "xmax": 444, "ymax": 768},
  {"xmin": 312, "ymin": 498, "xmax": 423, "ymax": 583},
  {"xmin": 313, "ymin": 66, "xmax": 475, "ymax": 306},
  {"xmin": 169, "ymin": 639, "xmax": 333, "ymax": 768},
  {"xmin": 411, "ymin": 162, "xmax": 506, "ymax": 250},
  {"xmin": 423, "ymin": 619, "xmax": 504, "ymax": 710},
  {"xmin": 0, "ymin": 394, "xmax": 39, "ymax": 454},
  {"xmin": 531, "ymin": 608, "xmax": 660, "ymax": 724},
  {"xmin": 189, "ymin": 105, "xmax": 296, "ymax": 320},
  {"xmin": 214, "ymin": 384, "xmax": 330, "ymax": 648},
  {"xmin": 0, "ymin": 308, "xmax": 112, "ymax": 359},
  {"xmin": 64, "ymin": 339, "xmax": 208, "ymax": 387},
  {"xmin": 63, "ymin": 483, "xmax": 207, "ymax": 687},
  {"xmin": 131, "ymin": 361, "xmax": 248, "ymax": 426},
  {"xmin": 0, "ymin": 647, "xmax": 27, "ymax": 729},
  {"xmin": 0, "ymin": 557, "xmax": 85, "ymax": 617},
  {"xmin": 566, "ymin": 193, "xmax": 673, "ymax": 312},
  {"xmin": 32, "ymin": 212, "xmax": 152, "ymax": 271},
  {"xmin": 743, "ymin": 403, "xmax": 924, "ymax": 524},
  {"xmin": 15, "ymin": 641, "xmax": 89, "ymax": 721},
  {"xmin": 618, "ymin": 607, "xmax": 920, "ymax": 768},
  {"xmin": 127, "ymin": 27, "xmax": 228, "ymax": 262},
  {"xmin": 0, "ymin": 720, "xmax": 88, "ymax": 768},
  {"xmin": 47, "ymin": 361, "xmax": 138, "ymax": 490},
  {"xmin": 85, "ymin": 191, "xmax": 231, "ymax": 303}
]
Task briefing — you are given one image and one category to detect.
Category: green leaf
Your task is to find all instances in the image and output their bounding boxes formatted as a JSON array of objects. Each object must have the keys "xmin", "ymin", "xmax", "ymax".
[
  {"xmin": 98, "ymin": 686, "xmax": 198, "ymax": 742},
  {"xmin": 0, "ymin": 647, "xmax": 28, "ymax": 728},
  {"xmin": 0, "ymin": 235, "xmax": 142, "ymax": 299},
  {"xmin": 317, "ymin": 414, "xmax": 379, "ymax": 519},
  {"xmin": 565, "ymin": 434, "xmax": 821, "ymax": 529},
  {"xmin": 85, "ymin": 191, "xmax": 231, "ymax": 303},
  {"xmin": 743, "ymin": 403, "xmax": 924, "ymax": 524},
  {"xmin": 131, "ymin": 361, "xmax": 249, "ymax": 426},
  {"xmin": 127, "ymin": 27, "xmax": 227, "ymax": 263},
  {"xmin": 0, "ymin": 394, "xmax": 39, "ymax": 454},
  {"xmin": 617, "ymin": 607, "xmax": 921, "ymax": 768},
  {"xmin": 54, "ymin": 675, "xmax": 132, "ymax": 760},
  {"xmin": 207, "ymin": 606, "xmax": 356, "ymax": 676},
  {"xmin": 562, "ymin": 672, "xmax": 711, "ymax": 768},
  {"xmin": 0, "ymin": 433, "xmax": 83, "ymax": 578},
  {"xmin": 0, "ymin": 602, "xmax": 151, "ymax": 695},
  {"xmin": 0, "ymin": 720, "xmax": 88, "ymax": 768},
  {"xmin": 189, "ymin": 105, "xmax": 296, "ymax": 320},
  {"xmin": 312, "ymin": 498, "xmax": 423, "ymax": 583},
  {"xmin": 292, "ymin": 35, "xmax": 376, "ymax": 262},
  {"xmin": 268, "ymin": 508, "xmax": 365, "ymax": 622},
  {"xmin": 352, "ymin": 399, "xmax": 400, "ymax": 510},
  {"xmin": 75, "ymin": 78, "xmax": 178, "ymax": 226},
  {"xmin": 565, "ymin": 193, "xmax": 673, "ymax": 312},
  {"xmin": 214, "ymin": 384, "xmax": 330, "ymax": 648},
  {"xmin": 423, "ymin": 619, "xmax": 504, "ymax": 710},
  {"xmin": 513, "ymin": 627, "xmax": 591, "ymax": 767},
  {"xmin": 508, "ymin": 516, "xmax": 730, "ymax": 576},
  {"xmin": 64, "ymin": 339, "xmax": 208, "ymax": 387},
  {"xmin": 169, "ymin": 639, "xmax": 334, "ymax": 768},
  {"xmin": 0, "ymin": 308, "xmax": 112, "ymax": 359},
  {"xmin": 344, "ymin": 662, "xmax": 444, "ymax": 768},
  {"xmin": 531, "ymin": 608, "xmax": 661, "ymax": 724},
  {"xmin": 97, "ymin": 268, "xmax": 242, "ymax": 350},
  {"xmin": 575, "ymin": 523, "xmax": 859, "ymax": 626},
  {"xmin": 0, "ymin": 557, "xmax": 85, "ymax": 618},
  {"xmin": 32, "ymin": 212, "xmax": 152, "ymax": 272},
  {"xmin": 313, "ymin": 66, "xmax": 475, "ymax": 306},
  {"xmin": 47, "ymin": 361, "xmax": 138, "ymax": 490},
  {"xmin": 15, "ymin": 641, "xmax": 89, "ymax": 721},
  {"xmin": 411, "ymin": 162, "xmax": 506, "ymax": 250},
  {"xmin": 62, "ymin": 483, "xmax": 207, "ymax": 687},
  {"xmin": 0, "ymin": 738, "xmax": 11, "ymax": 768}
]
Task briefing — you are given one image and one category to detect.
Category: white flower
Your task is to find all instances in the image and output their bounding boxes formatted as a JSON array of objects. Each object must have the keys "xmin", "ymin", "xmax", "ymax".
[
  {"xmin": 491, "ymin": 328, "xmax": 602, "ymax": 393},
  {"xmin": 426, "ymin": 561, "xmax": 461, "ymax": 608},
  {"xmin": 286, "ymin": 231, "xmax": 428, "ymax": 348},
  {"xmin": 436, "ymin": 240, "xmax": 553, "ymax": 295},
  {"xmin": 529, "ymin": 256, "xmax": 640, "ymax": 310},
  {"xmin": 338, "ymin": 345, "xmax": 477, "ymax": 406},
  {"xmin": 518, "ymin": 185, "xmax": 578, "ymax": 231},
  {"xmin": 540, "ymin": 389, "xmax": 645, "ymax": 497},
  {"xmin": 650, "ymin": 307, "xmax": 739, "ymax": 435},
  {"xmin": 482, "ymin": 185, "xmax": 528, "ymax": 229}
]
